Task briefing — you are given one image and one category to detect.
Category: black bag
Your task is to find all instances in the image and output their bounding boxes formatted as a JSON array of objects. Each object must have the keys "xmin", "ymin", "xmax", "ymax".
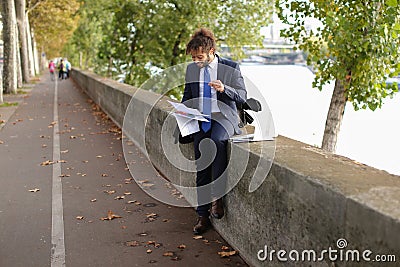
[
  {"xmin": 237, "ymin": 98, "xmax": 262, "ymax": 127},
  {"xmin": 173, "ymin": 125, "xmax": 194, "ymax": 144}
]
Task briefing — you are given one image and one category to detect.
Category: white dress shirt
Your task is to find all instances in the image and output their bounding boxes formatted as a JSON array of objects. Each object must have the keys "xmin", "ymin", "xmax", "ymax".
[{"xmin": 199, "ymin": 56, "xmax": 221, "ymax": 113}]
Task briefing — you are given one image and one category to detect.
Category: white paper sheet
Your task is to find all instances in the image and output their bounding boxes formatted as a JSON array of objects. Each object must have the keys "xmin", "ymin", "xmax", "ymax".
[{"xmin": 168, "ymin": 101, "xmax": 209, "ymax": 137}]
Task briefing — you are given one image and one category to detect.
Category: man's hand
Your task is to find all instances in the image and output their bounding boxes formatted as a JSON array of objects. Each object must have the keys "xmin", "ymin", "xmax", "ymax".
[{"xmin": 209, "ymin": 80, "xmax": 224, "ymax": 92}]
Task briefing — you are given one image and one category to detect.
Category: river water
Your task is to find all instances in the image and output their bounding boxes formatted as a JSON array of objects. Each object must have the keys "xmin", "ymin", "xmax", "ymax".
[{"xmin": 240, "ymin": 64, "xmax": 400, "ymax": 176}]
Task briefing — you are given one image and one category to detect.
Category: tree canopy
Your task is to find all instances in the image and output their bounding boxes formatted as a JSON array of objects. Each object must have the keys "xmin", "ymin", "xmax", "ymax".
[
  {"xmin": 276, "ymin": 0, "xmax": 400, "ymax": 152},
  {"xmin": 66, "ymin": 0, "xmax": 274, "ymax": 92},
  {"xmin": 277, "ymin": 0, "xmax": 400, "ymax": 111},
  {"xmin": 28, "ymin": 0, "xmax": 80, "ymax": 59}
]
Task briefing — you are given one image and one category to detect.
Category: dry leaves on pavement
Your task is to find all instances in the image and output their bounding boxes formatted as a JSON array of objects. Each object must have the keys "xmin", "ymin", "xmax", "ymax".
[
  {"xmin": 125, "ymin": 240, "xmax": 140, "ymax": 247},
  {"xmin": 100, "ymin": 210, "xmax": 122, "ymax": 221},
  {"xmin": 218, "ymin": 250, "xmax": 237, "ymax": 258},
  {"xmin": 28, "ymin": 188, "xmax": 40, "ymax": 192},
  {"xmin": 40, "ymin": 160, "xmax": 54, "ymax": 166}
]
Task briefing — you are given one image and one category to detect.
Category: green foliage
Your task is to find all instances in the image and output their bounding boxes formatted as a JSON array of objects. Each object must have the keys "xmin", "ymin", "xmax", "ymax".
[
  {"xmin": 66, "ymin": 0, "xmax": 274, "ymax": 96},
  {"xmin": 29, "ymin": 0, "xmax": 81, "ymax": 59},
  {"xmin": 0, "ymin": 102, "xmax": 18, "ymax": 107},
  {"xmin": 276, "ymin": 0, "xmax": 400, "ymax": 111}
]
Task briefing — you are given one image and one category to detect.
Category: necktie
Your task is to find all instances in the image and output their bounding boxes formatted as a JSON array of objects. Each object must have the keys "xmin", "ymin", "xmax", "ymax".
[{"xmin": 202, "ymin": 66, "xmax": 211, "ymax": 132}]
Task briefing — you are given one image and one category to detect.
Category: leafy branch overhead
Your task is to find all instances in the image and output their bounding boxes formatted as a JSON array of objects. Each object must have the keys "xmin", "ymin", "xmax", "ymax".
[
  {"xmin": 28, "ymin": 0, "xmax": 81, "ymax": 59},
  {"xmin": 277, "ymin": 0, "xmax": 400, "ymax": 111},
  {"xmin": 65, "ymin": 0, "xmax": 274, "ymax": 93}
]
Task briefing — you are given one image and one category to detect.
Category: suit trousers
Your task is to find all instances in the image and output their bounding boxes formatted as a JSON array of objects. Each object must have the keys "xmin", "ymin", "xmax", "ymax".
[{"xmin": 193, "ymin": 112, "xmax": 234, "ymax": 217}]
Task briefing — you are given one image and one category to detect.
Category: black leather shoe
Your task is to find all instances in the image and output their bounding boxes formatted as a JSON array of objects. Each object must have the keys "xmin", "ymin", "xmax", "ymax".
[
  {"xmin": 193, "ymin": 216, "xmax": 211, "ymax": 235},
  {"xmin": 211, "ymin": 199, "xmax": 224, "ymax": 219}
]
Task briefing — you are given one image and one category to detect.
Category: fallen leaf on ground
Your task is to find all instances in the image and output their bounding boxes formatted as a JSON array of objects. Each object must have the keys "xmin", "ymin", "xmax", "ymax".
[
  {"xmin": 114, "ymin": 196, "xmax": 125, "ymax": 200},
  {"xmin": 146, "ymin": 249, "xmax": 152, "ymax": 254},
  {"xmin": 96, "ymin": 155, "xmax": 103, "ymax": 158},
  {"xmin": 104, "ymin": 190, "xmax": 116, "ymax": 194},
  {"xmin": 126, "ymin": 240, "xmax": 140, "ymax": 247},
  {"xmin": 141, "ymin": 183, "xmax": 155, "ymax": 187},
  {"xmin": 163, "ymin": 252, "xmax": 174, "ymax": 257},
  {"xmin": 221, "ymin": 246, "xmax": 230, "ymax": 250},
  {"xmin": 29, "ymin": 188, "xmax": 40, "ymax": 192},
  {"xmin": 101, "ymin": 173, "xmax": 108, "ymax": 177},
  {"xmin": 100, "ymin": 210, "xmax": 122, "ymax": 221},
  {"xmin": 90, "ymin": 199, "xmax": 97, "ymax": 202},
  {"xmin": 40, "ymin": 160, "xmax": 54, "ymax": 166},
  {"xmin": 124, "ymin": 192, "xmax": 131, "ymax": 195},
  {"xmin": 61, "ymin": 150, "xmax": 69, "ymax": 153},
  {"xmin": 57, "ymin": 160, "xmax": 67, "ymax": 163},
  {"xmin": 76, "ymin": 216, "xmax": 84, "ymax": 220},
  {"xmin": 146, "ymin": 241, "xmax": 161, "ymax": 248},
  {"xmin": 193, "ymin": 236, "xmax": 203, "ymax": 240},
  {"xmin": 177, "ymin": 244, "xmax": 186, "ymax": 249},
  {"xmin": 218, "ymin": 251, "xmax": 237, "ymax": 258},
  {"xmin": 59, "ymin": 174, "xmax": 70, "ymax": 177}
]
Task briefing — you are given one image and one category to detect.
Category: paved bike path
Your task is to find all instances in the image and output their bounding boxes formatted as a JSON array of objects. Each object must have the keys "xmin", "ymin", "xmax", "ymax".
[{"xmin": 0, "ymin": 75, "xmax": 246, "ymax": 267}]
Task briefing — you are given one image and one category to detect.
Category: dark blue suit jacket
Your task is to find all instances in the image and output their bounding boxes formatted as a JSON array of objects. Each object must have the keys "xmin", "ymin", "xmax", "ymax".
[{"xmin": 182, "ymin": 55, "xmax": 247, "ymax": 135}]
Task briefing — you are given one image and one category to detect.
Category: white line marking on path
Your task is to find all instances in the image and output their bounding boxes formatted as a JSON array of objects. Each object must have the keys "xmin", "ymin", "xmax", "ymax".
[{"xmin": 51, "ymin": 77, "xmax": 66, "ymax": 266}]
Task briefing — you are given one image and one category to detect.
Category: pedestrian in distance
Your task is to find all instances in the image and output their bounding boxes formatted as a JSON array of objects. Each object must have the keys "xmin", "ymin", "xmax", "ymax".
[
  {"xmin": 58, "ymin": 59, "xmax": 66, "ymax": 80},
  {"xmin": 64, "ymin": 58, "xmax": 71, "ymax": 79},
  {"xmin": 48, "ymin": 60, "xmax": 56, "ymax": 81},
  {"xmin": 181, "ymin": 28, "xmax": 247, "ymax": 235}
]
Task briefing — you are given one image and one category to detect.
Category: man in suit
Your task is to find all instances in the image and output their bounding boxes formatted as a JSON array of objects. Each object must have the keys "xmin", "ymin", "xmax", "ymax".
[{"xmin": 182, "ymin": 28, "xmax": 247, "ymax": 234}]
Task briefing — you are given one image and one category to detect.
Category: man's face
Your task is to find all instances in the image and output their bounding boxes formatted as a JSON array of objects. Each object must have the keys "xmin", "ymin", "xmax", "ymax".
[{"xmin": 190, "ymin": 47, "xmax": 214, "ymax": 68}]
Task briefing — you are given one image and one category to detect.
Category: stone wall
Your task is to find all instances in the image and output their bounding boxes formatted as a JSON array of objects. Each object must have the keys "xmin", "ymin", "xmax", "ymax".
[{"xmin": 72, "ymin": 69, "xmax": 400, "ymax": 267}]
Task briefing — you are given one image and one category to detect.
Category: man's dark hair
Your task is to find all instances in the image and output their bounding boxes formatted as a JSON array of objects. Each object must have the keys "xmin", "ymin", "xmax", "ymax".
[{"xmin": 186, "ymin": 28, "xmax": 216, "ymax": 55}]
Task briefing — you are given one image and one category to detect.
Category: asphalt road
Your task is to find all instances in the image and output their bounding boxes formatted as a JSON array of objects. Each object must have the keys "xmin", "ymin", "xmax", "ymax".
[{"xmin": 0, "ymin": 74, "xmax": 247, "ymax": 267}]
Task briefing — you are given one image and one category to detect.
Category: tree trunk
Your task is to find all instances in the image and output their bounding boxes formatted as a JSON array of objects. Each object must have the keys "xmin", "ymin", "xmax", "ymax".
[
  {"xmin": 321, "ymin": 79, "xmax": 348, "ymax": 152},
  {"xmin": 2, "ymin": 0, "xmax": 18, "ymax": 94},
  {"xmin": 107, "ymin": 56, "xmax": 113, "ymax": 78},
  {"xmin": 26, "ymin": 12, "xmax": 35, "ymax": 76},
  {"xmin": 15, "ymin": 0, "xmax": 30, "ymax": 83},
  {"xmin": 170, "ymin": 31, "xmax": 184, "ymax": 66},
  {"xmin": 32, "ymin": 30, "xmax": 40, "ymax": 75},
  {"xmin": 0, "ymin": 71, "xmax": 3, "ymax": 103},
  {"xmin": 0, "ymin": 4, "xmax": 3, "ymax": 103},
  {"xmin": 15, "ymin": 22, "xmax": 23, "ymax": 88},
  {"xmin": 0, "ymin": 62, "xmax": 3, "ymax": 103}
]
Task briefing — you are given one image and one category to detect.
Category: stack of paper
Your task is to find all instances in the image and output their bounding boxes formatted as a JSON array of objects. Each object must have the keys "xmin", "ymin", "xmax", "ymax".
[{"xmin": 168, "ymin": 101, "xmax": 209, "ymax": 137}]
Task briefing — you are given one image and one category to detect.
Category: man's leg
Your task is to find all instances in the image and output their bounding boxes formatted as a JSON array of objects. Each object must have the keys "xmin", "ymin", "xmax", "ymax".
[
  {"xmin": 193, "ymin": 129, "xmax": 212, "ymax": 217},
  {"xmin": 210, "ymin": 114, "xmax": 233, "ymax": 219},
  {"xmin": 192, "ymin": 129, "xmax": 213, "ymax": 234}
]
